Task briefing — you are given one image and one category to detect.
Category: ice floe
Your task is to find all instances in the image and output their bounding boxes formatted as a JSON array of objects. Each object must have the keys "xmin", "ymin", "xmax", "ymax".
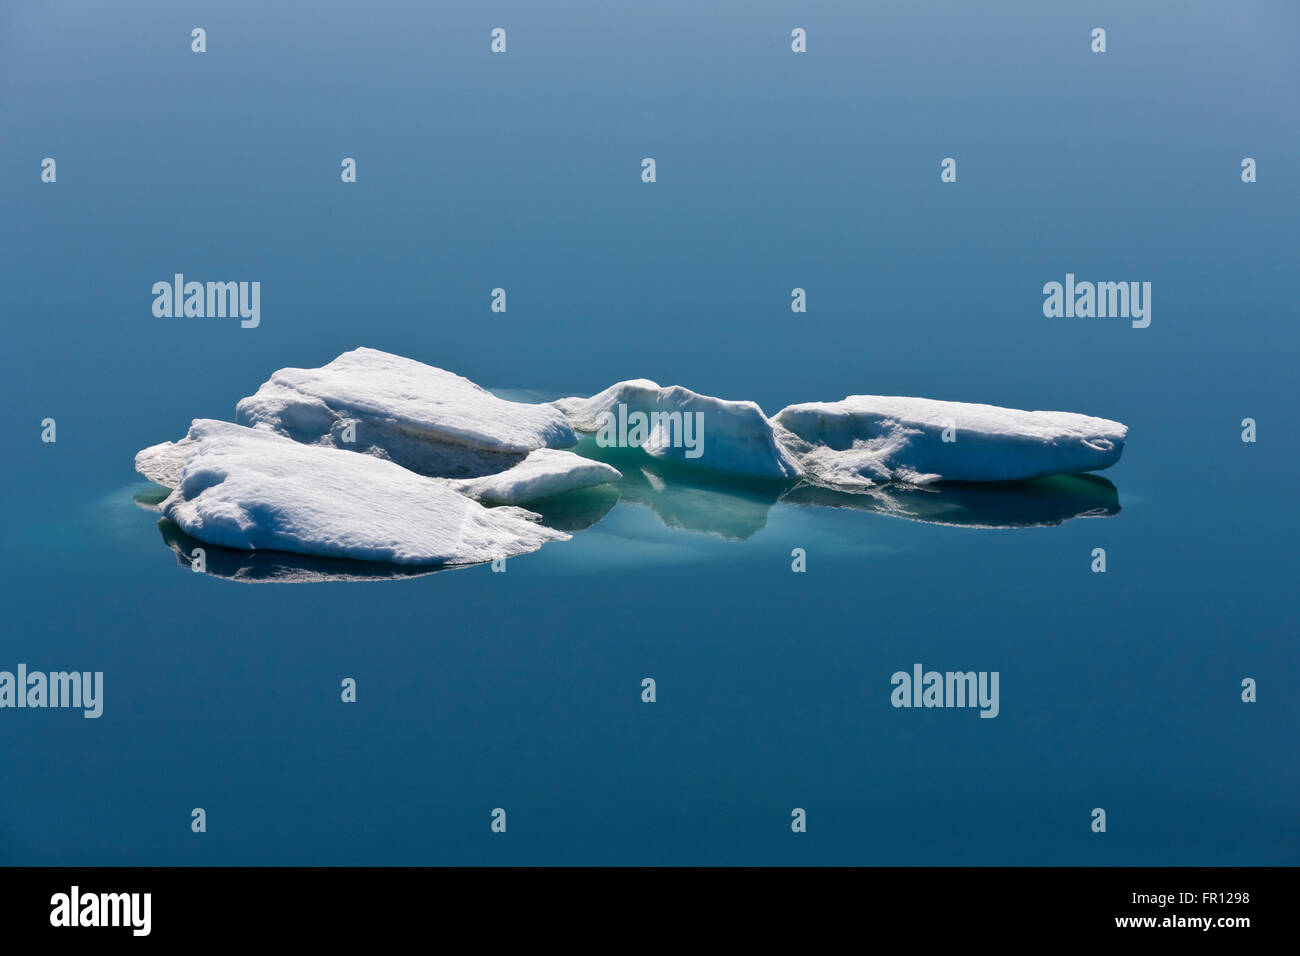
[
  {"xmin": 141, "ymin": 420, "xmax": 568, "ymax": 565},
  {"xmin": 235, "ymin": 347, "xmax": 577, "ymax": 477},
  {"xmin": 131, "ymin": 348, "xmax": 1130, "ymax": 571},
  {"xmin": 772, "ymin": 396, "xmax": 1127, "ymax": 486}
]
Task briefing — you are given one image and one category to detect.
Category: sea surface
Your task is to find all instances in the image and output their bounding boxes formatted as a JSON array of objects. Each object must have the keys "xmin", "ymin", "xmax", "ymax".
[{"xmin": 1, "ymin": 0, "xmax": 1296, "ymax": 864}]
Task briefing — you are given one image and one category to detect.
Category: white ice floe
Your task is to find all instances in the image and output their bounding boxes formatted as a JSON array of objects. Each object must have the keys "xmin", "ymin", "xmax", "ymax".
[
  {"xmin": 553, "ymin": 379, "xmax": 802, "ymax": 480},
  {"xmin": 235, "ymin": 348, "xmax": 577, "ymax": 477},
  {"xmin": 138, "ymin": 420, "xmax": 569, "ymax": 565},
  {"xmin": 132, "ymin": 349, "xmax": 1132, "ymax": 569},
  {"xmin": 772, "ymin": 395, "xmax": 1127, "ymax": 486},
  {"xmin": 449, "ymin": 448, "xmax": 622, "ymax": 505}
]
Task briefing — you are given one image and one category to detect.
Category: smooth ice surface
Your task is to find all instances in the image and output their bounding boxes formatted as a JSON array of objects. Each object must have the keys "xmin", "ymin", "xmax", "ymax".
[
  {"xmin": 236, "ymin": 348, "xmax": 577, "ymax": 475},
  {"xmin": 142, "ymin": 420, "xmax": 569, "ymax": 564},
  {"xmin": 554, "ymin": 379, "xmax": 801, "ymax": 479},
  {"xmin": 449, "ymin": 448, "xmax": 622, "ymax": 504},
  {"xmin": 773, "ymin": 396, "xmax": 1127, "ymax": 486}
]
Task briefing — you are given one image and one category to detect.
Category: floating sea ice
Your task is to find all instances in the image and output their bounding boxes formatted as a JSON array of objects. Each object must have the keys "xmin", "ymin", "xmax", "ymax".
[
  {"xmin": 235, "ymin": 347, "xmax": 578, "ymax": 477},
  {"xmin": 137, "ymin": 420, "xmax": 569, "ymax": 565},
  {"xmin": 133, "ymin": 350, "xmax": 1133, "ymax": 570},
  {"xmin": 553, "ymin": 379, "xmax": 802, "ymax": 480},
  {"xmin": 772, "ymin": 395, "xmax": 1127, "ymax": 487}
]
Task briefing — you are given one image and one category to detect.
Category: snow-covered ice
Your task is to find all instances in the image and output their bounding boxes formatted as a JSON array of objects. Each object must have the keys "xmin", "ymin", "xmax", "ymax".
[
  {"xmin": 553, "ymin": 379, "xmax": 802, "ymax": 479},
  {"xmin": 131, "ymin": 348, "xmax": 1132, "ymax": 569},
  {"xmin": 773, "ymin": 395, "xmax": 1127, "ymax": 486},
  {"xmin": 449, "ymin": 448, "xmax": 622, "ymax": 505},
  {"xmin": 236, "ymin": 348, "xmax": 577, "ymax": 477},
  {"xmin": 138, "ymin": 420, "xmax": 569, "ymax": 565}
]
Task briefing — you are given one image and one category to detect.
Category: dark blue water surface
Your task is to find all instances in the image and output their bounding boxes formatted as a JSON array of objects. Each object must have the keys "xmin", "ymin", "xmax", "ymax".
[{"xmin": 1, "ymin": 0, "xmax": 1296, "ymax": 864}]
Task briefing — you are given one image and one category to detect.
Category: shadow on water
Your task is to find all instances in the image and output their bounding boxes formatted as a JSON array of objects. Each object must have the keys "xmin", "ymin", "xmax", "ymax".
[
  {"xmin": 156, "ymin": 518, "xmax": 465, "ymax": 584},
  {"xmin": 576, "ymin": 439, "xmax": 1121, "ymax": 538},
  {"xmin": 780, "ymin": 473, "xmax": 1121, "ymax": 530}
]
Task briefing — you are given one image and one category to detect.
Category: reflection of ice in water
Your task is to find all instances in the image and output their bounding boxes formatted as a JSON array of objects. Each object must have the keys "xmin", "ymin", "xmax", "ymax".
[
  {"xmin": 573, "ymin": 436, "xmax": 1121, "ymax": 541},
  {"xmin": 155, "ymin": 517, "xmax": 458, "ymax": 584},
  {"xmin": 779, "ymin": 473, "xmax": 1120, "ymax": 531}
]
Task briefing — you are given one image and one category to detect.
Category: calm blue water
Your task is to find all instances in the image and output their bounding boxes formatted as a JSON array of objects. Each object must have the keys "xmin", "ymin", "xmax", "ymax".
[{"xmin": 1, "ymin": 0, "xmax": 1296, "ymax": 864}]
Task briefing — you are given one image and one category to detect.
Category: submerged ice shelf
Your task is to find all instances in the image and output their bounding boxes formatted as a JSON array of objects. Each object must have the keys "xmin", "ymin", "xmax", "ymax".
[{"xmin": 133, "ymin": 348, "xmax": 1129, "ymax": 578}]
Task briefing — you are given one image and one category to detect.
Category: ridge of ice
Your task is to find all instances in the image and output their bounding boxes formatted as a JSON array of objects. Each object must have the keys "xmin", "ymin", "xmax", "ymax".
[
  {"xmin": 553, "ymin": 379, "xmax": 802, "ymax": 480},
  {"xmin": 140, "ymin": 420, "xmax": 569, "ymax": 565},
  {"xmin": 772, "ymin": 395, "xmax": 1127, "ymax": 487},
  {"xmin": 235, "ymin": 347, "xmax": 577, "ymax": 477}
]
